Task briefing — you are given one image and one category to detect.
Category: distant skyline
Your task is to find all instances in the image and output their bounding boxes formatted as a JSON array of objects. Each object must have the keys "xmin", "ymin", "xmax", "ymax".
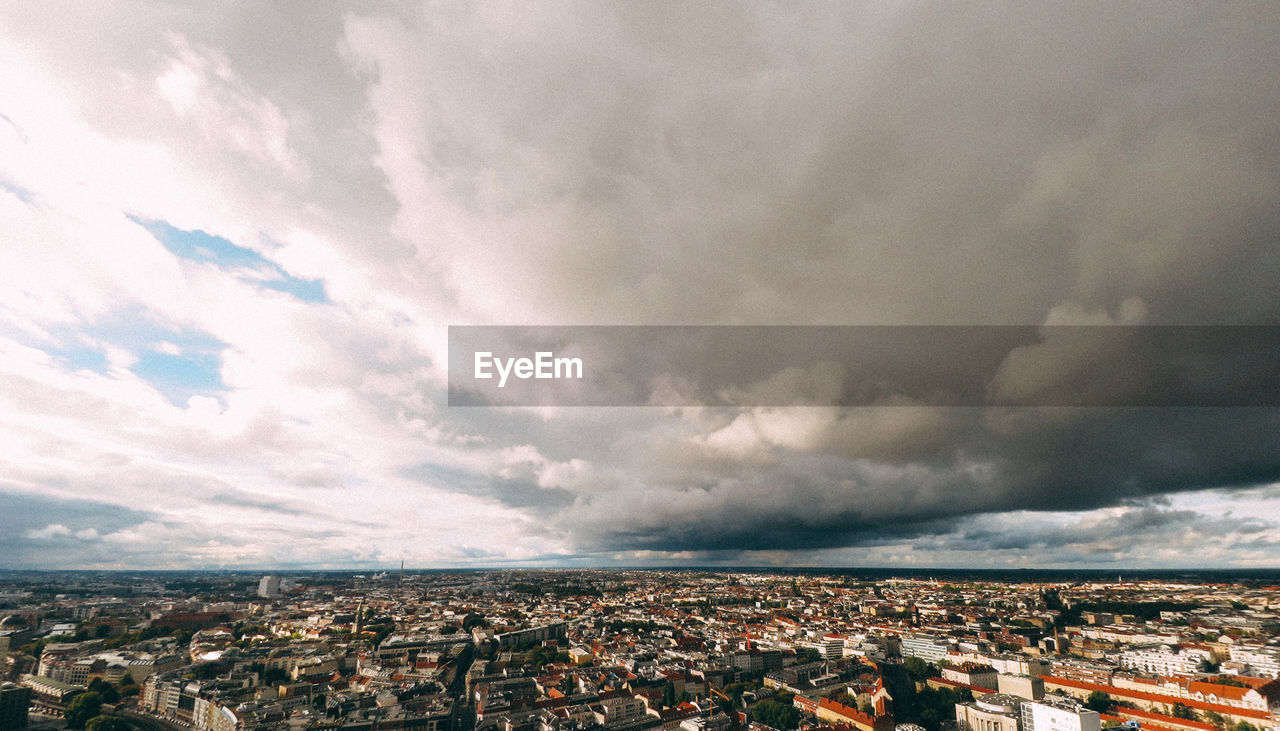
[{"xmin": 2, "ymin": 2, "xmax": 1279, "ymax": 570}]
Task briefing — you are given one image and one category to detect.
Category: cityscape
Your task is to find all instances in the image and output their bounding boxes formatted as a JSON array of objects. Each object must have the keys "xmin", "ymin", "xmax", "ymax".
[
  {"xmin": 1, "ymin": 569, "xmax": 1279, "ymax": 730},
  {"xmin": 4, "ymin": 2, "xmax": 1280, "ymax": 730}
]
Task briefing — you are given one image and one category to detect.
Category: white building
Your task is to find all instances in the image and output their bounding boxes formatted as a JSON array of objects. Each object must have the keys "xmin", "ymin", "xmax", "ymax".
[
  {"xmin": 1228, "ymin": 645, "xmax": 1280, "ymax": 678},
  {"xmin": 1117, "ymin": 645, "xmax": 1208, "ymax": 675},
  {"xmin": 257, "ymin": 575, "xmax": 281, "ymax": 598},
  {"xmin": 819, "ymin": 634, "xmax": 845, "ymax": 659},
  {"xmin": 1020, "ymin": 696, "xmax": 1100, "ymax": 731},
  {"xmin": 956, "ymin": 693, "xmax": 1024, "ymax": 731},
  {"xmin": 901, "ymin": 635, "xmax": 951, "ymax": 663},
  {"xmin": 682, "ymin": 715, "xmax": 733, "ymax": 731},
  {"xmin": 954, "ymin": 651, "xmax": 1052, "ymax": 677}
]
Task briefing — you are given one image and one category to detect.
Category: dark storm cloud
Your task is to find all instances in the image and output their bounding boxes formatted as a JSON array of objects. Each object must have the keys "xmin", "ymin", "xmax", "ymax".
[
  {"xmin": 542, "ymin": 406, "xmax": 1280, "ymax": 555},
  {"xmin": 927, "ymin": 503, "xmax": 1280, "ymax": 566},
  {"xmin": 346, "ymin": 2, "xmax": 1280, "ymax": 326},
  {"xmin": 3, "ymin": 1, "xmax": 1280, "ymax": 567},
  {"xmin": 449, "ymin": 326, "xmax": 1280, "ymax": 407},
  {"xmin": 397, "ymin": 2, "xmax": 1280, "ymax": 560}
]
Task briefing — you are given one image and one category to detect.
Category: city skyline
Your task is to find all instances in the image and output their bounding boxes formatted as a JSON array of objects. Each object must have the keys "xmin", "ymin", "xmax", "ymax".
[{"xmin": 2, "ymin": 3, "xmax": 1280, "ymax": 570}]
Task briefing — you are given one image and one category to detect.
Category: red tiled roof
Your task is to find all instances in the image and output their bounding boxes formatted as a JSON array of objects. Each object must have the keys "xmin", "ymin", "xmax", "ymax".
[
  {"xmin": 1103, "ymin": 707, "xmax": 1215, "ymax": 731},
  {"xmin": 1040, "ymin": 676, "xmax": 1271, "ymax": 721},
  {"xmin": 1187, "ymin": 681, "xmax": 1253, "ymax": 701},
  {"xmin": 817, "ymin": 698, "xmax": 889, "ymax": 726}
]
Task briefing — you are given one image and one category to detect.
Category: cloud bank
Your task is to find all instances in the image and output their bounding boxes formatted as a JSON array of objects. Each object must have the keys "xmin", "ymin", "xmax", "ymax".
[{"xmin": 1, "ymin": 1, "xmax": 1278, "ymax": 568}]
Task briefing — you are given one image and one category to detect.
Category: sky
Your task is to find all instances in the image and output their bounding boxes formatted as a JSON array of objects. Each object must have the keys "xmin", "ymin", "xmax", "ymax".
[{"xmin": 1, "ymin": 1, "xmax": 1279, "ymax": 570}]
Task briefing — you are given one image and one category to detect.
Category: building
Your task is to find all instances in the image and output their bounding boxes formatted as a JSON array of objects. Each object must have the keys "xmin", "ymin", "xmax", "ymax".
[
  {"xmin": 1020, "ymin": 696, "xmax": 1099, "ymax": 731},
  {"xmin": 1117, "ymin": 645, "xmax": 1209, "ymax": 676},
  {"xmin": 820, "ymin": 635, "xmax": 846, "ymax": 660},
  {"xmin": 1039, "ymin": 676, "xmax": 1273, "ymax": 729},
  {"xmin": 0, "ymin": 682, "xmax": 32, "ymax": 730},
  {"xmin": 728, "ymin": 651, "xmax": 765, "ymax": 673},
  {"xmin": 944, "ymin": 664, "xmax": 999, "ymax": 690},
  {"xmin": 20, "ymin": 675, "xmax": 83, "ymax": 707},
  {"xmin": 954, "ymin": 652, "xmax": 1051, "ymax": 677},
  {"xmin": 1229, "ymin": 646, "xmax": 1280, "ymax": 678},
  {"xmin": 812, "ymin": 697, "xmax": 896, "ymax": 731},
  {"xmin": 680, "ymin": 715, "xmax": 733, "ymax": 731},
  {"xmin": 997, "ymin": 675, "xmax": 1044, "ymax": 701},
  {"xmin": 901, "ymin": 635, "xmax": 951, "ymax": 663},
  {"xmin": 257, "ymin": 575, "xmax": 282, "ymax": 598},
  {"xmin": 493, "ymin": 622, "xmax": 568, "ymax": 649},
  {"xmin": 955, "ymin": 693, "xmax": 1024, "ymax": 731}
]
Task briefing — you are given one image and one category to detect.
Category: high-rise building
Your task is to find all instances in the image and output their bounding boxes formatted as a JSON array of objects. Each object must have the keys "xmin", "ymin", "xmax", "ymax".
[
  {"xmin": 0, "ymin": 682, "xmax": 32, "ymax": 730},
  {"xmin": 257, "ymin": 575, "xmax": 281, "ymax": 598}
]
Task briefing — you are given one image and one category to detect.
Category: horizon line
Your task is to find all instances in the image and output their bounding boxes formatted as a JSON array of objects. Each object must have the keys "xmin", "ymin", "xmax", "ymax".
[{"xmin": 2, "ymin": 564, "xmax": 1278, "ymax": 574}]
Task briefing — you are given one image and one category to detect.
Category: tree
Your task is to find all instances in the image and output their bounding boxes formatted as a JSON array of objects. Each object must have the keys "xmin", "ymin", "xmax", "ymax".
[
  {"xmin": 527, "ymin": 644, "xmax": 571, "ymax": 669},
  {"xmin": 904, "ymin": 686, "xmax": 971, "ymax": 731},
  {"xmin": 1215, "ymin": 678, "xmax": 1246, "ymax": 688},
  {"xmin": 903, "ymin": 657, "xmax": 935, "ymax": 683},
  {"xmin": 65, "ymin": 691, "xmax": 104, "ymax": 729},
  {"xmin": 1085, "ymin": 691, "xmax": 1114, "ymax": 713},
  {"xmin": 753, "ymin": 700, "xmax": 800, "ymax": 730},
  {"xmin": 88, "ymin": 677, "xmax": 120, "ymax": 704},
  {"xmin": 1234, "ymin": 723, "xmax": 1258, "ymax": 731},
  {"xmin": 85, "ymin": 717, "xmax": 132, "ymax": 731},
  {"xmin": 1172, "ymin": 703, "xmax": 1199, "ymax": 721},
  {"xmin": 1203, "ymin": 710, "xmax": 1228, "ymax": 730}
]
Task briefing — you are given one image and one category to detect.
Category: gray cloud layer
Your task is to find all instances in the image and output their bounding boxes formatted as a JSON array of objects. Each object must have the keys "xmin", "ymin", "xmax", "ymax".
[{"xmin": 2, "ymin": 1, "xmax": 1279, "ymax": 567}]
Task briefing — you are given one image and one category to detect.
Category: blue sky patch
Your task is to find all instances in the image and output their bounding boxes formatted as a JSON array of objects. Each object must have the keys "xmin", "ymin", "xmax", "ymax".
[
  {"xmin": 45, "ymin": 342, "xmax": 110, "ymax": 374},
  {"xmin": 0, "ymin": 178, "xmax": 35, "ymax": 203},
  {"xmin": 0, "ymin": 488, "xmax": 158, "ymax": 568},
  {"xmin": 93, "ymin": 312, "xmax": 228, "ymax": 406},
  {"xmin": 26, "ymin": 309, "xmax": 231, "ymax": 406},
  {"xmin": 261, "ymin": 275, "xmax": 328, "ymax": 303},
  {"xmin": 3, "ymin": 324, "xmax": 111, "ymax": 376},
  {"xmin": 131, "ymin": 216, "xmax": 328, "ymax": 304},
  {"xmin": 130, "ymin": 349, "xmax": 225, "ymax": 406}
]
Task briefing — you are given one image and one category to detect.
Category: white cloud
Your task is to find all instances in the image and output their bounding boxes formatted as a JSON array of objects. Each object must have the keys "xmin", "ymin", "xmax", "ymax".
[
  {"xmin": 0, "ymin": 3, "xmax": 1278, "ymax": 569},
  {"xmin": 27, "ymin": 524, "xmax": 72, "ymax": 540}
]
